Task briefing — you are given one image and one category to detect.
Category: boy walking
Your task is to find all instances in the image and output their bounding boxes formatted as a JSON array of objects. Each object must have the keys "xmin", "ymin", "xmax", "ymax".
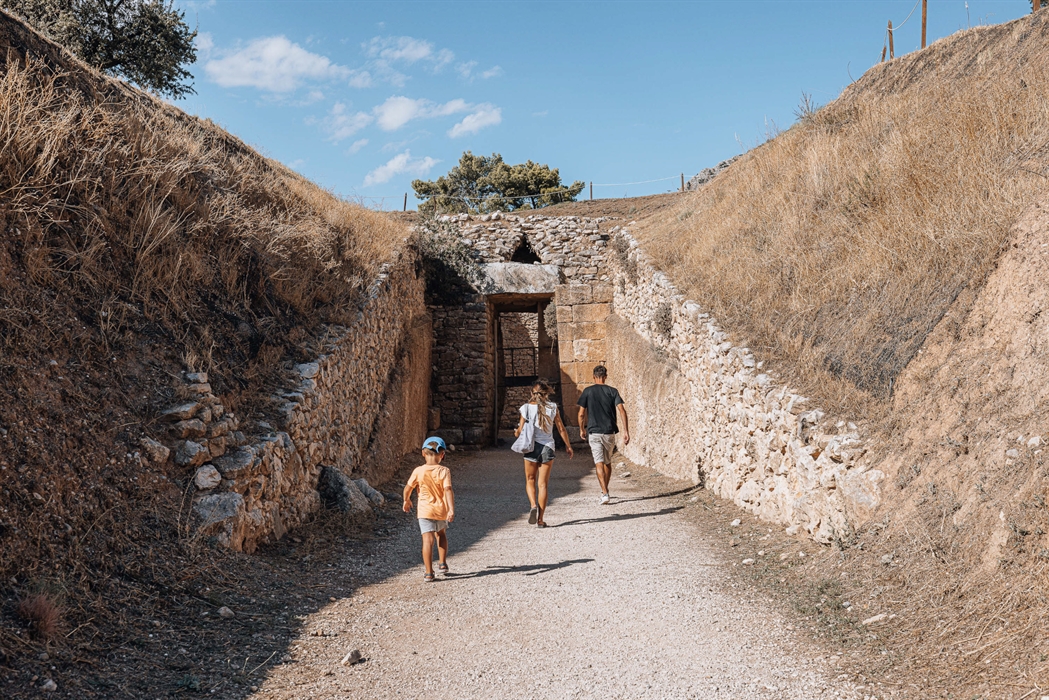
[
  {"xmin": 403, "ymin": 436, "xmax": 455, "ymax": 582},
  {"xmin": 577, "ymin": 365, "xmax": 630, "ymax": 505}
]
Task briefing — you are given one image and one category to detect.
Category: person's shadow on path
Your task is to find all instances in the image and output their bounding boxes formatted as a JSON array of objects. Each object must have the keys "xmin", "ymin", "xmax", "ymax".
[
  {"xmin": 553, "ymin": 506, "xmax": 684, "ymax": 528},
  {"xmin": 443, "ymin": 558, "xmax": 595, "ymax": 579},
  {"xmin": 610, "ymin": 486, "xmax": 700, "ymax": 505}
]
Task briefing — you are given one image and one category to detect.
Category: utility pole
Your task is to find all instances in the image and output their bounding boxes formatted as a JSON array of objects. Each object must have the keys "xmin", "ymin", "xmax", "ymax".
[
  {"xmin": 403, "ymin": 193, "xmax": 407, "ymax": 211},
  {"xmin": 888, "ymin": 20, "xmax": 894, "ymax": 59},
  {"xmin": 680, "ymin": 173, "xmax": 685, "ymax": 192},
  {"xmin": 589, "ymin": 181, "xmax": 593, "ymax": 200},
  {"xmin": 921, "ymin": 0, "xmax": 927, "ymax": 48},
  {"xmin": 1035, "ymin": 0, "xmax": 1041, "ymax": 13}
]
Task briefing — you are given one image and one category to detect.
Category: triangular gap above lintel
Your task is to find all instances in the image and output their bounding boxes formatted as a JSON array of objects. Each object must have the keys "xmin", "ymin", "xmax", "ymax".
[{"xmin": 510, "ymin": 236, "xmax": 542, "ymax": 264}]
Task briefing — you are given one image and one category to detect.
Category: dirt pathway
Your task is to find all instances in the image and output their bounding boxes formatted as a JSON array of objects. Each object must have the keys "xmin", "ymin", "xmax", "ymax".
[{"xmin": 252, "ymin": 448, "xmax": 862, "ymax": 699}]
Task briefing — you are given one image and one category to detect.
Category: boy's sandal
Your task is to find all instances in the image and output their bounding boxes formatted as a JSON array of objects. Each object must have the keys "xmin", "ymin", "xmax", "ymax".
[
  {"xmin": 424, "ymin": 572, "xmax": 435, "ymax": 582},
  {"xmin": 438, "ymin": 563, "xmax": 449, "ymax": 573}
]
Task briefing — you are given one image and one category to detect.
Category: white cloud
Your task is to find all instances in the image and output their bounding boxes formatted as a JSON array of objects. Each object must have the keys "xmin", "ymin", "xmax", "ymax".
[
  {"xmin": 448, "ymin": 105, "xmax": 502, "ymax": 138},
  {"xmin": 482, "ymin": 66, "xmax": 503, "ymax": 79},
  {"xmin": 364, "ymin": 150, "xmax": 438, "ymax": 186},
  {"xmin": 457, "ymin": 61, "xmax": 478, "ymax": 80},
  {"xmin": 348, "ymin": 139, "xmax": 369, "ymax": 154},
  {"xmin": 364, "ymin": 36, "xmax": 435, "ymax": 63},
  {"xmin": 205, "ymin": 36, "xmax": 349, "ymax": 92},
  {"xmin": 195, "ymin": 32, "xmax": 214, "ymax": 60},
  {"xmin": 348, "ymin": 70, "xmax": 373, "ymax": 88},
  {"xmin": 314, "ymin": 102, "xmax": 373, "ymax": 142},
  {"xmin": 373, "ymin": 96, "xmax": 471, "ymax": 131}
]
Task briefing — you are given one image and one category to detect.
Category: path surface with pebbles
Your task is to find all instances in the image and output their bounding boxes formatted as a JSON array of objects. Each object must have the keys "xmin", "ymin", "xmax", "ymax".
[{"xmin": 253, "ymin": 448, "xmax": 860, "ymax": 699}]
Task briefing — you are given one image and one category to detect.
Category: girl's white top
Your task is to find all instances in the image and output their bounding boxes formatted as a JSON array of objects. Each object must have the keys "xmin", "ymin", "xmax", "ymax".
[{"xmin": 520, "ymin": 401, "xmax": 557, "ymax": 448}]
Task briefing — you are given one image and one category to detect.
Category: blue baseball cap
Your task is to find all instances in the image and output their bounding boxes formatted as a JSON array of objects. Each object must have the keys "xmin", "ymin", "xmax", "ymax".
[{"xmin": 422, "ymin": 436, "xmax": 447, "ymax": 452}]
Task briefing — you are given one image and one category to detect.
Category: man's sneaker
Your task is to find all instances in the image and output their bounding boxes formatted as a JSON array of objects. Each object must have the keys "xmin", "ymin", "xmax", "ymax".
[{"xmin": 599, "ymin": 493, "xmax": 610, "ymax": 505}]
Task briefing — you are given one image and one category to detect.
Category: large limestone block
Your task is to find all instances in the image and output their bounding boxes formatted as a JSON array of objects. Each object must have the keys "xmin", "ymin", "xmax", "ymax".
[
  {"xmin": 555, "ymin": 285, "xmax": 592, "ymax": 306},
  {"xmin": 573, "ymin": 303, "xmax": 611, "ymax": 323},
  {"xmin": 561, "ymin": 361, "xmax": 601, "ymax": 385},
  {"xmin": 573, "ymin": 338, "xmax": 607, "ymax": 362},
  {"xmin": 590, "ymin": 284, "xmax": 614, "ymax": 303},
  {"xmin": 574, "ymin": 321, "xmax": 607, "ymax": 341}
]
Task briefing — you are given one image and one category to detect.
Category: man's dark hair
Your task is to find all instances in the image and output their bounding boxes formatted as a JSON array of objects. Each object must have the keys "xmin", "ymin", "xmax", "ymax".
[{"xmin": 593, "ymin": 365, "xmax": 608, "ymax": 379}]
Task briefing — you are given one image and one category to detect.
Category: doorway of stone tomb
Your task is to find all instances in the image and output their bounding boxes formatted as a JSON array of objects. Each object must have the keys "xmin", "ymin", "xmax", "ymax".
[{"xmin": 492, "ymin": 296, "xmax": 562, "ymax": 445}]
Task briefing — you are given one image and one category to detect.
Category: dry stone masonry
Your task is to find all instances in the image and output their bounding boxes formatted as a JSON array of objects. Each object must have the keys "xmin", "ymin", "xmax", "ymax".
[
  {"xmin": 606, "ymin": 229, "xmax": 883, "ymax": 543},
  {"xmin": 434, "ymin": 212, "xmax": 882, "ymax": 543},
  {"xmin": 151, "ymin": 250, "xmax": 431, "ymax": 552}
]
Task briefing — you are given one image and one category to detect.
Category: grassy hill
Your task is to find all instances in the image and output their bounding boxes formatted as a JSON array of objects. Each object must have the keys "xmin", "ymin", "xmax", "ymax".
[
  {"xmin": 0, "ymin": 10, "xmax": 408, "ymax": 692},
  {"xmin": 633, "ymin": 12, "xmax": 1049, "ymax": 695}
]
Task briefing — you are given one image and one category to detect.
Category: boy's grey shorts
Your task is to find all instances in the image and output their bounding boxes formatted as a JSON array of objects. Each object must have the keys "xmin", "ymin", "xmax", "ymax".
[
  {"xmin": 588, "ymin": 433, "xmax": 617, "ymax": 464},
  {"xmin": 418, "ymin": 518, "xmax": 448, "ymax": 533}
]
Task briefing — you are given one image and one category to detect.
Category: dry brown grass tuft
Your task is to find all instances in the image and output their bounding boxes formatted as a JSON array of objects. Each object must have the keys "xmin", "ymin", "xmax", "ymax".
[
  {"xmin": 16, "ymin": 593, "xmax": 64, "ymax": 642},
  {"xmin": 639, "ymin": 15, "xmax": 1049, "ymax": 420}
]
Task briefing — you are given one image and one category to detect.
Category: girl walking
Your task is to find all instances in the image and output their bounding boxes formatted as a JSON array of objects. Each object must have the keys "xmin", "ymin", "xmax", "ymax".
[{"xmin": 514, "ymin": 380, "xmax": 573, "ymax": 527}]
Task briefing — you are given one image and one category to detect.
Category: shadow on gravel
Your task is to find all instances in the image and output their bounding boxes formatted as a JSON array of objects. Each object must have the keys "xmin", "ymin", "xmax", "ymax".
[
  {"xmin": 443, "ymin": 558, "xmax": 595, "ymax": 580},
  {"xmin": 554, "ymin": 505, "xmax": 684, "ymax": 528},
  {"xmin": 611, "ymin": 485, "xmax": 701, "ymax": 504}
]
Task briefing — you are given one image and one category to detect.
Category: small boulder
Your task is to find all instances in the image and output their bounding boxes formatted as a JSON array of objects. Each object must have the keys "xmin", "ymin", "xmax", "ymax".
[
  {"xmin": 184, "ymin": 372, "xmax": 209, "ymax": 384},
  {"xmin": 160, "ymin": 402, "xmax": 201, "ymax": 422},
  {"xmin": 175, "ymin": 440, "xmax": 209, "ymax": 467},
  {"xmin": 170, "ymin": 419, "xmax": 206, "ymax": 440},
  {"xmin": 319, "ymin": 466, "xmax": 372, "ymax": 515},
  {"xmin": 40, "ymin": 679, "xmax": 57, "ymax": 692},
  {"xmin": 217, "ymin": 606, "xmax": 235, "ymax": 619},
  {"xmin": 194, "ymin": 465, "xmax": 222, "ymax": 490},
  {"xmin": 193, "ymin": 492, "xmax": 244, "ymax": 529},
  {"xmin": 339, "ymin": 649, "xmax": 362, "ymax": 666},
  {"xmin": 139, "ymin": 437, "xmax": 170, "ymax": 464},
  {"xmin": 353, "ymin": 479, "xmax": 385, "ymax": 506}
]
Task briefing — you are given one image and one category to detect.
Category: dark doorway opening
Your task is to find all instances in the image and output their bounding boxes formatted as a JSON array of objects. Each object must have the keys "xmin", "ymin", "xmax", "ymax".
[
  {"xmin": 509, "ymin": 237, "xmax": 542, "ymax": 264},
  {"xmin": 491, "ymin": 294, "xmax": 561, "ymax": 445}
]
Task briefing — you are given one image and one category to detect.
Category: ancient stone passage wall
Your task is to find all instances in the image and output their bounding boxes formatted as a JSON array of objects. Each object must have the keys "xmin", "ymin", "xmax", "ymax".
[
  {"xmin": 606, "ymin": 231, "xmax": 884, "ymax": 543},
  {"xmin": 425, "ymin": 214, "xmax": 614, "ymax": 445},
  {"xmin": 554, "ymin": 284, "xmax": 612, "ymax": 427},
  {"xmin": 169, "ymin": 249, "xmax": 431, "ymax": 552}
]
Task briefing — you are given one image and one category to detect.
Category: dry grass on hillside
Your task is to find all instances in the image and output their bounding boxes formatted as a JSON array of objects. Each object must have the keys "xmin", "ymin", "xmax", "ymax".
[
  {"xmin": 640, "ymin": 15, "xmax": 1049, "ymax": 420},
  {"xmin": 0, "ymin": 12, "xmax": 408, "ymax": 691}
]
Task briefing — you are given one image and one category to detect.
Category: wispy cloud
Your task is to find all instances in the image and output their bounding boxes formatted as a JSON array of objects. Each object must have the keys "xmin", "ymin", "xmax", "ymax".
[
  {"xmin": 205, "ymin": 36, "xmax": 349, "ymax": 92},
  {"xmin": 348, "ymin": 138, "xmax": 369, "ymax": 154},
  {"xmin": 364, "ymin": 150, "xmax": 438, "ymax": 186},
  {"xmin": 356, "ymin": 35, "xmax": 457, "ymax": 86},
  {"xmin": 312, "ymin": 102, "xmax": 373, "ymax": 142},
  {"xmin": 448, "ymin": 104, "xmax": 502, "ymax": 138},
  {"xmin": 195, "ymin": 32, "xmax": 214, "ymax": 60},
  {"xmin": 481, "ymin": 65, "xmax": 503, "ymax": 79},
  {"xmin": 457, "ymin": 61, "xmax": 502, "ymax": 82},
  {"xmin": 373, "ymin": 96, "xmax": 471, "ymax": 131}
]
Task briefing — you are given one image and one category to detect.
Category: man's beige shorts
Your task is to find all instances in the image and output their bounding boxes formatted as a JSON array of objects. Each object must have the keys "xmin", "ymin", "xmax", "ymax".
[{"xmin": 588, "ymin": 433, "xmax": 617, "ymax": 464}]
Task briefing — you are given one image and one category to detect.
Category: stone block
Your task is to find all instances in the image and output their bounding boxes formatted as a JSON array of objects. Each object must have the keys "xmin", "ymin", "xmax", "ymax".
[
  {"xmin": 170, "ymin": 419, "xmax": 206, "ymax": 439},
  {"xmin": 561, "ymin": 361, "xmax": 601, "ymax": 385},
  {"xmin": 175, "ymin": 440, "xmax": 209, "ymax": 467},
  {"xmin": 555, "ymin": 285, "xmax": 592, "ymax": 306},
  {"xmin": 590, "ymin": 284, "xmax": 614, "ymax": 303},
  {"xmin": 573, "ymin": 338, "xmax": 607, "ymax": 362},
  {"xmin": 428, "ymin": 408, "xmax": 441, "ymax": 430},
  {"xmin": 160, "ymin": 402, "xmax": 202, "ymax": 422},
  {"xmin": 353, "ymin": 479, "xmax": 385, "ymax": 506},
  {"xmin": 139, "ymin": 437, "xmax": 170, "ymax": 464},
  {"xmin": 572, "ymin": 303, "xmax": 610, "ymax": 323},
  {"xmin": 575, "ymin": 321, "xmax": 607, "ymax": 341},
  {"xmin": 213, "ymin": 448, "xmax": 256, "ymax": 479},
  {"xmin": 193, "ymin": 492, "xmax": 244, "ymax": 530},
  {"xmin": 463, "ymin": 428, "xmax": 486, "ymax": 445},
  {"xmin": 194, "ymin": 465, "xmax": 222, "ymax": 490},
  {"xmin": 557, "ymin": 322, "xmax": 576, "ymax": 344}
]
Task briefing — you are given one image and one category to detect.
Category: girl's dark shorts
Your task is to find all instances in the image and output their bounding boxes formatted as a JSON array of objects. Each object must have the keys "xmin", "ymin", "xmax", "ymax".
[{"xmin": 523, "ymin": 443, "xmax": 555, "ymax": 464}]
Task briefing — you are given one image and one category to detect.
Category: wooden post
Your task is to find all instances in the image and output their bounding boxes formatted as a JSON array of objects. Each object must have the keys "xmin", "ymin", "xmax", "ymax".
[
  {"xmin": 680, "ymin": 173, "xmax": 685, "ymax": 192},
  {"xmin": 589, "ymin": 181, "xmax": 593, "ymax": 200},
  {"xmin": 403, "ymin": 193, "xmax": 407, "ymax": 211},
  {"xmin": 888, "ymin": 20, "xmax": 894, "ymax": 59},
  {"xmin": 921, "ymin": 0, "xmax": 927, "ymax": 48},
  {"xmin": 881, "ymin": 45, "xmax": 887, "ymax": 63},
  {"xmin": 1035, "ymin": 0, "xmax": 1041, "ymax": 13}
]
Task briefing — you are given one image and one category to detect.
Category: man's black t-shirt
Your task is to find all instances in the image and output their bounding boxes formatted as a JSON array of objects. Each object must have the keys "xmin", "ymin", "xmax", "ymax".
[{"xmin": 577, "ymin": 384, "xmax": 625, "ymax": 435}]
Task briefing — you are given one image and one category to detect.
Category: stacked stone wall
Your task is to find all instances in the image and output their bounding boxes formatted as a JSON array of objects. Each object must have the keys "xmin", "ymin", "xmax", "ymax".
[
  {"xmin": 174, "ymin": 249, "xmax": 430, "ymax": 552},
  {"xmin": 430, "ymin": 295, "xmax": 495, "ymax": 446},
  {"xmin": 607, "ymin": 230, "xmax": 884, "ymax": 543}
]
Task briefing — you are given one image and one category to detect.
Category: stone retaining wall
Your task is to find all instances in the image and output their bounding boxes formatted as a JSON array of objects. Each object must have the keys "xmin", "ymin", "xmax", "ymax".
[
  {"xmin": 606, "ymin": 230, "xmax": 883, "ymax": 543},
  {"xmin": 172, "ymin": 249, "xmax": 430, "ymax": 552}
]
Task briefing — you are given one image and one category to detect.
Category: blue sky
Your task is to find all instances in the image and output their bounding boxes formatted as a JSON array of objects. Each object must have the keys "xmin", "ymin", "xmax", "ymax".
[{"xmin": 175, "ymin": 1, "xmax": 1034, "ymax": 209}]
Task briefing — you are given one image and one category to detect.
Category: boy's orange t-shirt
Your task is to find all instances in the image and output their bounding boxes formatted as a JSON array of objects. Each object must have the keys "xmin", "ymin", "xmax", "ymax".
[{"xmin": 407, "ymin": 464, "xmax": 452, "ymax": 520}]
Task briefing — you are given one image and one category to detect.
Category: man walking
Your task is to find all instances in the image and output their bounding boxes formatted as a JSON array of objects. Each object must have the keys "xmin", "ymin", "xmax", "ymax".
[{"xmin": 577, "ymin": 365, "xmax": 630, "ymax": 505}]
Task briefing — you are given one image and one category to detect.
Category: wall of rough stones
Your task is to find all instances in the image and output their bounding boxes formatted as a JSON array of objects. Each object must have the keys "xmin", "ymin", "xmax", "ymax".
[
  {"xmin": 157, "ymin": 249, "xmax": 431, "ymax": 552},
  {"xmin": 606, "ymin": 231, "xmax": 884, "ymax": 542}
]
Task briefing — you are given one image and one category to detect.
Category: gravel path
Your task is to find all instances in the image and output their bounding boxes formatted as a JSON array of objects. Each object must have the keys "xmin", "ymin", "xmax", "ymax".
[{"xmin": 253, "ymin": 448, "xmax": 861, "ymax": 699}]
